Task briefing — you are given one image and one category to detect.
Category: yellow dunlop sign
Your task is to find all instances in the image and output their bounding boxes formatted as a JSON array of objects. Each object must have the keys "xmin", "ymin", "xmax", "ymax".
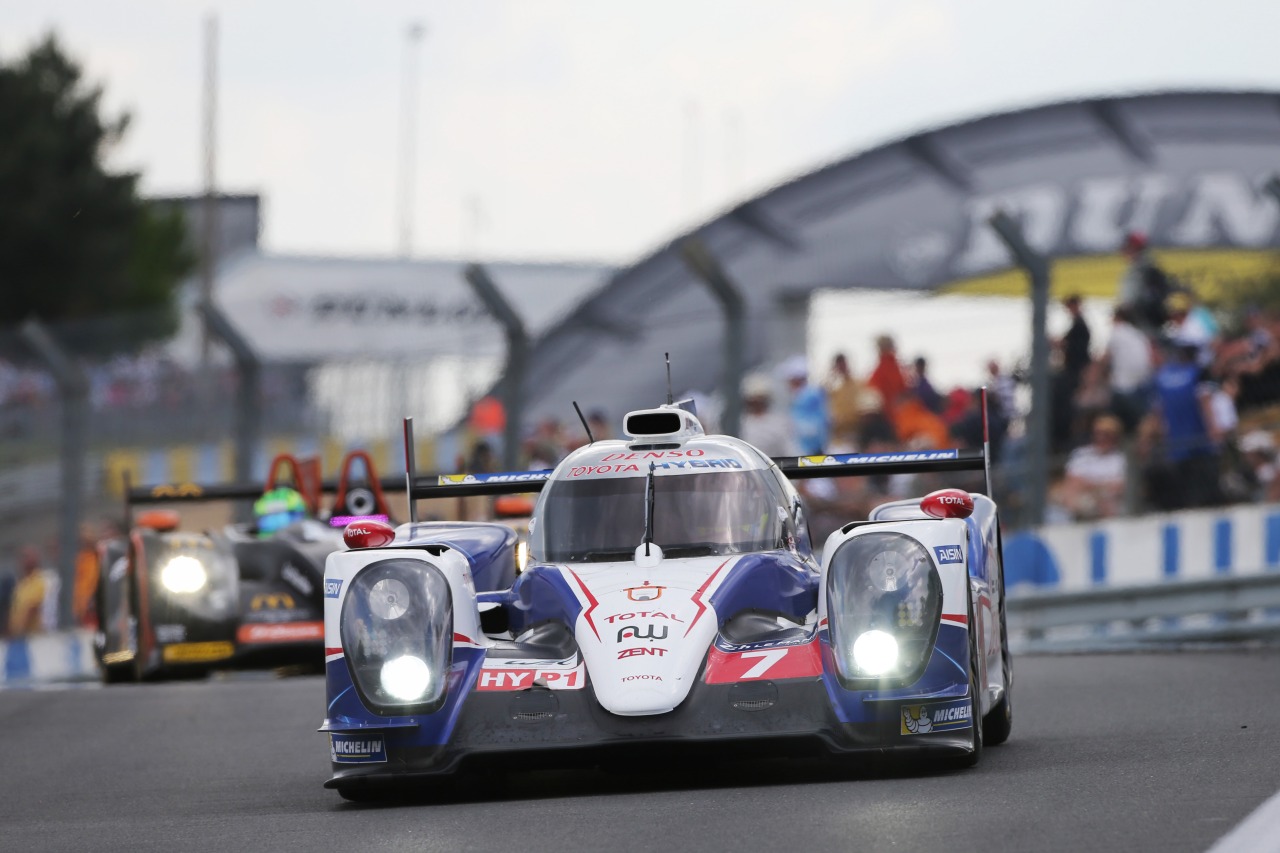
[
  {"xmin": 161, "ymin": 641, "xmax": 234, "ymax": 664},
  {"xmin": 150, "ymin": 483, "xmax": 204, "ymax": 498},
  {"xmin": 251, "ymin": 593, "xmax": 296, "ymax": 611},
  {"xmin": 437, "ymin": 474, "xmax": 472, "ymax": 485}
]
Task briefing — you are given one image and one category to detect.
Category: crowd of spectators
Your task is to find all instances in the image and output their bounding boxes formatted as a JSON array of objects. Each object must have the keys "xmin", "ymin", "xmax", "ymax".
[
  {"xmin": 465, "ymin": 237, "xmax": 1280, "ymax": 534},
  {"xmin": 1050, "ymin": 233, "xmax": 1280, "ymax": 522}
]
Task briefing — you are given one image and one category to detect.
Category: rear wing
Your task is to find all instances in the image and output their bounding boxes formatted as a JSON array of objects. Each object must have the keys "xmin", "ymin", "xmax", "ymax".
[
  {"xmin": 399, "ymin": 388, "xmax": 994, "ymax": 517},
  {"xmin": 125, "ymin": 451, "xmax": 400, "ymax": 527}
]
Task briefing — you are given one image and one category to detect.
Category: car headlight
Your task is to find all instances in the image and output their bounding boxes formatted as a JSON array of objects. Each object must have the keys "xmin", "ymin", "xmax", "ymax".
[
  {"xmin": 826, "ymin": 532, "xmax": 942, "ymax": 686},
  {"xmin": 341, "ymin": 559, "xmax": 452, "ymax": 714},
  {"xmin": 160, "ymin": 555, "xmax": 208, "ymax": 594}
]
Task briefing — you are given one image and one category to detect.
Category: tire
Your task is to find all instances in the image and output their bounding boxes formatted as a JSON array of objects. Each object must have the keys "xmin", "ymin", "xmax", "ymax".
[
  {"xmin": 982, "ymin": 531, "xmax": 1014, "ymax": 747},
  {"xmin": 982, "ymin": 610, "xmax": 1014, "ymax": 746},
  {"xmin": 98, "ymin": 563, "xmax": 136, "ymax": 685},
  {"xmin": 956, "ymin": 592, "xmax": 984, "ymax": 768}
]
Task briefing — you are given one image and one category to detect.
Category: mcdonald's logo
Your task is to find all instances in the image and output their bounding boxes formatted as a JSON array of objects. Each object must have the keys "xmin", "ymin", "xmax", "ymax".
[
  {"xmin": 150, "ymin": 483, "xmax": 204, "ymax": 498},
  {"xmin": 251, "ymin": 593, "xmax": 296, "ymax": 611}
]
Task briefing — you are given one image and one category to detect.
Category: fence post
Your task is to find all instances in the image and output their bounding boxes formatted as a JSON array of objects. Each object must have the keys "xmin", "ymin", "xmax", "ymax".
[
  {"xmin": 464, "ymin": 263, "xmax": 528, "ymax": 470},
  {"xmin": 680, "ymin": 238, "xmax": 746, "ymax": 436},
  {"xmin": 988, "ymin": 211, "xmax": 1051, "ymax": 526},
  {"xmin": 196, "ymin": 301, "xmax": 261, "ymax": 514},
  {"xmin": 19, "ymin": 319, "xmax": 88, "ymax": 628}
]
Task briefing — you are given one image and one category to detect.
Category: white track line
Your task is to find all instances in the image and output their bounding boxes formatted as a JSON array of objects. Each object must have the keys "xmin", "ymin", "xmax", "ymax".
[{"xmin": 1206, "ymin": 787, "xmax": 1280, "ymax": 853}]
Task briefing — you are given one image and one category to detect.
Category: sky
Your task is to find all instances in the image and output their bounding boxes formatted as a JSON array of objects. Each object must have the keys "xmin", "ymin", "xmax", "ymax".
[{"xmin": 6, "ymin": 0, "xmax": 1280, "ymax": 266}]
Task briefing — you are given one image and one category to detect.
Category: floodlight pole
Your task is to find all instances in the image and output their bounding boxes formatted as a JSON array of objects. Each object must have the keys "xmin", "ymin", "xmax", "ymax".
[
  {"xmin": 19, "ymin": 319, "xmax": 88, "ymax": 628},
  {"xmin": 680, "ymin": 238, "xmax": 746, "ymax": 436},
  {"xmin": 196, "ymin": 302, "xmax": 262, "ymax": 506},
  {"xmin": 988, "ymin": 211, "xmax": 1051, "ymax": 526},
  {"xmin": 464, "ymin": 263, "xmax": 527, "ymax": 470}
]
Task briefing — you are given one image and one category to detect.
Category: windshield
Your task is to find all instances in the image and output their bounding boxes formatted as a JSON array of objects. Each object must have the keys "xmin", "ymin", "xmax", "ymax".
[{"xmin": 532, "ymin": 470, "xmax": 781, "ymax": 563}]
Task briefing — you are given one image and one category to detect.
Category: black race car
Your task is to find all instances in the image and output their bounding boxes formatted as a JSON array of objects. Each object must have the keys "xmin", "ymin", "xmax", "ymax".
[{"xmin": 95, "ymin": 451, "xmax": 396, "ymax": 682}]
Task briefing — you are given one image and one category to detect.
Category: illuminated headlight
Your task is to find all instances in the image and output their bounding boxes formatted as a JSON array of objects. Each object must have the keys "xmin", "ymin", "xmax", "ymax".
[
  {"xmin": 851, "ymin": 630, "xmax": 899, "ymax": 675},
  {"xmin": 515, "ymin": 540, "xmax": 529, "ymax": 573},
  {"xmin": 160, "ymin": 556, "xmax": 208, "ymax": 593},
  {"xmin": 341, "ymin": 559, "xmax": 452, "ymax": 714},
  {"xmin": 380, "ymin": 655, "xmax": 433, "ymax": 702},
  {"xmin": 826, "ymin": 532, "xmax": 941, "ymax": 685}
]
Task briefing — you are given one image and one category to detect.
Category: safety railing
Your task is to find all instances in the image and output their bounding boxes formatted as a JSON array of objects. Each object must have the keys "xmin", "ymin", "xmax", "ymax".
[{"xmin": 1007, "ymin": 572, "xmax": 1280, "ymax": 652}]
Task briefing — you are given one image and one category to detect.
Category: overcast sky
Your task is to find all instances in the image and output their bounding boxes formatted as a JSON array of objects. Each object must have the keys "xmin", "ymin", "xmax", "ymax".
[{"xmin": 6, "ymin": 0, "xmax": 1280, "ymax": 264}]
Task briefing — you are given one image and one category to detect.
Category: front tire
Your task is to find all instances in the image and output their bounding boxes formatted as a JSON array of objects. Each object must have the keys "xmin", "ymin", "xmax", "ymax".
[
  {"xmin": 983, "ymin": 532, "xmax": 1014, "ymax": 746},
  {"xmin": 956, "ymin": 592, "xmax": 984, "ymax": 767}
]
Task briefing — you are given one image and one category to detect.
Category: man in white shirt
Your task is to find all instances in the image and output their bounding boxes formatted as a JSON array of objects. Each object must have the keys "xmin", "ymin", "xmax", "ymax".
[
  {"xmin": 1061, "ymin": 414, "xmax": 1127, "ymax": 520},
  {"xmin": 1103, "ymin": 306, "xmax": 1153, "ymax": 432}
]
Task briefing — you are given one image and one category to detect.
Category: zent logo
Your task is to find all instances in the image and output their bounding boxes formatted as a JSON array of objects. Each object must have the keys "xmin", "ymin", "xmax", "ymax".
[
  {"xmin": 933, "ymin": 546, "xmax": 963, "ymax": 564},
  {"xmin": 323, "ymin": 579, "xmax": 342, "ymax": 598}
]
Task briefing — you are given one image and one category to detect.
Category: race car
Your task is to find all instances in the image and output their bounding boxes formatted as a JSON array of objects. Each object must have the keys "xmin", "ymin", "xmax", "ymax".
[
  {"xmin": 320, "ymin": 400, "xmax": 1013, "ymax": 799},
  {"xmin": 96, "ymin": 450, "xmax": 396, "ymax": 682}
]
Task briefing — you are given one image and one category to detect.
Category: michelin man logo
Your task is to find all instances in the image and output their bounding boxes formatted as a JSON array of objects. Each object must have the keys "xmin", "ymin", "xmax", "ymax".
[{"xmin": 902, "ymin": 705, "xmax": 933, "ymax": 735}]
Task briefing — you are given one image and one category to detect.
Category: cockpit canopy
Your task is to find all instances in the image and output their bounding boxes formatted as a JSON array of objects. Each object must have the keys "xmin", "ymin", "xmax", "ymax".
[{"xmin": 529, "ymin": 458, "xmax": 790, "ymax": 563}]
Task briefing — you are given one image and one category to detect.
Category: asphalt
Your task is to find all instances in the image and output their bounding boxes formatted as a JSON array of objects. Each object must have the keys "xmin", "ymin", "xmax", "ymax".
[{"xmin": 1, "ymin": 651, "xmax": 1278, "ymax": 853}]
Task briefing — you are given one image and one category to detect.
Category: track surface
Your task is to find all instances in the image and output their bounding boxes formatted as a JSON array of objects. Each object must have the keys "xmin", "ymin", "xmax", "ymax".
[{"xmin": 2, "ymin": 651, "xmax": 1278, "ymax": 853}]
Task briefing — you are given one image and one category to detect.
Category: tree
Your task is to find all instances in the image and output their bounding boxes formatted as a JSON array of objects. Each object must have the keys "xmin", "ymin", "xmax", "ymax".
[{"xmin": 0, "ymin": 34, "xmax": 193, "ymax": 356}]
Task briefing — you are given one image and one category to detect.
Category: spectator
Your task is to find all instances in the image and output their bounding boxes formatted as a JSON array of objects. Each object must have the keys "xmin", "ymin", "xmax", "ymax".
[
  {"xmin": 985, "ymin": 359, "xmax": 1018, "ymax": 423},
  {"xmin": 1239, "ymin": 430, "xmax": 1280, "ymax": 502},
  {"xmin": 1116, "ymin": 230, "xmax": 1173, "ymax": 334},
  {"xmin": 1052, "ymin": 295, "xmax": 1092, "ymax": 452},
  {"xmin": 10, "ymin": 545, "xmax": 58, "ymax": 636},
  {"xmin": 855, "ymin": 386, "xmax": 897, "ymax": 449},
  {"xmin": 893, "ymin": 388, "xmax": 950, "ymax": 449},
  {"xmin": 867, "ymin": 335, "xmax": 907, "ymax": 416},
  {"xmin": 72, "ymin": 522, "xmax": 100, "ymax": 628},
  {"xmin": 1103, "ymin": 306, "xmax": 1154, "ymax": 433},
  {"xmin": 1166, "ymin": 290, "xmax": 1218, "ymax": 369},
  {"xmin": 1061, "ymin": 414, "xmax": 1127, "ymax": 520},
  {"xmin": 912, "ymin": 356, "xmax": 943, "ymax": 414},
  {"xmin": 1060, "ymin": 294, "xmax": 1093, "ymax": 383},
  {"xmin": 823, "ymin": 353, "xmax": 863, "ymax": 447},
  {"xmin": 1153, "ymin": 341, "xmax": 1223, "ymax": 509},
  {"xmin": 0, "ymin": 565, "xmax": 13, "ymax": 637},
  {"xmin": 739, "ymin": 373, "xmax": 796, "ymax": 457},
  {"xmin": 780, "ymin": 356, "xmax": 829, "ymax": 455}
]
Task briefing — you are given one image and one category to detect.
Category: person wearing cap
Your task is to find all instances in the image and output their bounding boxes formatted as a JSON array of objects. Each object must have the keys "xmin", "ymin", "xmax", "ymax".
[
  {"xmin": 739, "ymin": 373, "xmax": 796, "ymax": 457},
  {"xmin": 1116, "ymin": 230, "xmax": 1172, "ymax": 334},
  {"xmin": 1061, "ymin": 414, "xmax": 1128, "ymax": 520},
  {"xmin": 780, "ymin": 356, "xmax": 829, "ymax": 456}
]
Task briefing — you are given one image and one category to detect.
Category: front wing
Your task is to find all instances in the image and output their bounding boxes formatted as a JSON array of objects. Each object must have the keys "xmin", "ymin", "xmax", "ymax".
[{"xmin": 320, "ymin": 620, "xmax": 976, "ymax": 789}]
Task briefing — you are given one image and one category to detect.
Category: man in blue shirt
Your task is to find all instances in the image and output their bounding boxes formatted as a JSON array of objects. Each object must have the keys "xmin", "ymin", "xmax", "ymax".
[
  {"xmin": 1153, "ymin": 342, "xmax": 1222, "ymax": 508},
  {"xmin": 780, "ymin": 355, "xmax": 830, "ymax": 456}
]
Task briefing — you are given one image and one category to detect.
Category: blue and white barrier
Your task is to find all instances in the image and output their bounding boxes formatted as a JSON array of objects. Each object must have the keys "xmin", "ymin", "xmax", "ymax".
[
  {"xmin": 1006, "ymin": 503, "xmax": 1280, "ymax": 591},
  {"xmin": 0, "ymin": 629, "xmax": 97, "ymax": 687}
]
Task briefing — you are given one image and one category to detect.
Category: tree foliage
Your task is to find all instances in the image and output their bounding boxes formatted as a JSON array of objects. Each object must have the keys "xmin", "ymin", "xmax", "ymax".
[{"xmin": 0, "ymin": 35, "xmax": 193, "ymax": 356}]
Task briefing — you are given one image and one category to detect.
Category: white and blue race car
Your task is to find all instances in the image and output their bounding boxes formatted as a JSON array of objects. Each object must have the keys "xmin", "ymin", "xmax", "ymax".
[{"xmin": 320, "ymin": 402, "xmax": 1012, "ymax": 799}]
